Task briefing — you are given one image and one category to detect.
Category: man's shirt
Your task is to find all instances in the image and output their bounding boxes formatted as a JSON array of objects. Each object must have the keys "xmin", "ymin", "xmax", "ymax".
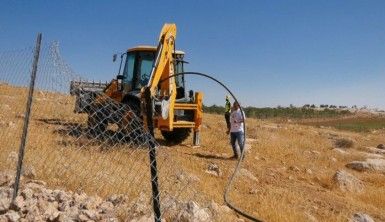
[{"xmin": 230, "ymin": 108, "xmax": 246, "ymax": 132}]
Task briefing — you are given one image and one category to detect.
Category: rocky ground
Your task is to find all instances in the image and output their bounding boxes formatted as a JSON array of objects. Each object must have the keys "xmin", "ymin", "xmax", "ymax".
[{"xmin": 0, "ymin": 171, "xmax": 238, "ymax": 222}]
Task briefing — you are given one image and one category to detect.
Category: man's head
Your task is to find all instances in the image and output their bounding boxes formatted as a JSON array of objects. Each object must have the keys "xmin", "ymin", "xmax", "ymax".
[
  {"xmin": 232, "ymin": 101, "xmax": 240, "ymax": 110},
  {"xmin": 225, "ymin": 95, "xmax": 230, "ymax": 100}
]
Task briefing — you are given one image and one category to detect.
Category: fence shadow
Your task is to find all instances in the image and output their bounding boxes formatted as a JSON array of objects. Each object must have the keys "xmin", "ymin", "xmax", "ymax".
[{"xmin": 189, "ymin": 152, "xmax": 233, "ymax": 160}]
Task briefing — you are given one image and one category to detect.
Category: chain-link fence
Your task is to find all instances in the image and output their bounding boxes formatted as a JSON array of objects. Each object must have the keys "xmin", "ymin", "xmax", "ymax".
[{"xmin": 0, "ymin": 35, "xmax": 254, "ymax": 221}]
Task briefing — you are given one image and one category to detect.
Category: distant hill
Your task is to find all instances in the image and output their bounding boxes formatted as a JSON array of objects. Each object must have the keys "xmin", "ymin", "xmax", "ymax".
[{"xmin": 203, "ymin": 104, "xmax": 352, "ymax": 119}]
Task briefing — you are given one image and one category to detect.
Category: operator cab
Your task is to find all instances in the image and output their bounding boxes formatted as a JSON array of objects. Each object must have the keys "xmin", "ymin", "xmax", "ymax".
[{"xmin": 116, "ymin": 45, "xmax": 187, "ymax": 99}]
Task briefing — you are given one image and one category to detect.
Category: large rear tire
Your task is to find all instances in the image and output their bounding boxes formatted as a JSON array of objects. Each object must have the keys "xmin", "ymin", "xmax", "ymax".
[
  {"xmin": 161, "ymin": 128, "xmax": 191, "ymax": 144},
  {"xmin": 87, "ymin": 111, "xmax": 107, "ymax": 136},
  {"xmin": 119, "ymin": 99, "xmax": 144, "ymax": 142}
]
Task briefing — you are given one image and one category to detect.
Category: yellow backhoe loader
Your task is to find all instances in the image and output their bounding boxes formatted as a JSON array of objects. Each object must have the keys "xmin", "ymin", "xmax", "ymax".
[{"xmin": 70, "ymin": 23, "xmax": 203, "ymax": 145}]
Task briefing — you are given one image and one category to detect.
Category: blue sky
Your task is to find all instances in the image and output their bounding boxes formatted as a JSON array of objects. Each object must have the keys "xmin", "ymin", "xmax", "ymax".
[{"xmin": 1, "ymin": 0, "xmax": 385, "ymax": 108}]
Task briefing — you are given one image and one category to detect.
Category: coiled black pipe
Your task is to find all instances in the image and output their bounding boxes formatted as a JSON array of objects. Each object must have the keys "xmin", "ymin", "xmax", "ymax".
[{"xmin": 159, "ymin": 72, "xmax": 263, "ymax": 222}]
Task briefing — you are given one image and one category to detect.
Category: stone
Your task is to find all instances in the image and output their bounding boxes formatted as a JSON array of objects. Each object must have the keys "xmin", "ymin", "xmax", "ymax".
[
  {"xmin": 208, "ymin": 200, "xmax": 231, "ymax": 215},
  {"xmin": 346, "ymin": 159, "xmax": 385, "ymax": 172},
  {"xmin": 7, "ymin": 121, "xmax": 16, "ymax": 128},
  {"xmin": 0, "ymin": 215, "xmax": 7, "ymax": 221},
  {"xmin": 184, "ymin": 201, "xmax": 211, "ymax": 222},
  {"xmin": 82, "ymin": 209, "xmax": 99, "ymax": 220},
  {"xmin": 246, "ymin": 138, "xmax": 257, "ymax": 143},
  {"xmin": 21, "ymin": 188, "xmax": 34, "ymax": 200},
  {"xmin": 377, "ymin": 144, "xmax": 385, "ymax": 149},
  {"xmin": 99, "ymin": 217, "xmax": 119, "ymax": 222},
  {"xmin": 249, "ymin": 188, "xmax": 259, "ymax": 194},
  {"xmin": 12, "ymin": 195, "xmax": 25, "ymax": 211},
  {"xmin": 26, "ymin": 179, "xmax": 47, "ymax": 187},
  {"xmin": 78, "ymin": 214, "xmax": 89, "ymax": 221},
  {"xmin": 22, "ymin": 165, "xmax": 36, "ymax": 179},
  {"xmin": 239, "ymin": 169, "xmax": 258, "ymax": 181},
  {"xmin": 54, "ymin": 190, "xmax": 71, "ymax": 203},
  {"xmin": 351, "ymin": 213, "xmax": 374, "ymax": 222},
  {"xmin": 205, "ymin": 163, "xmax": 222, "ymax": 177},
  {"xmin": 16, "ymin": 113, "xmax": 25, "ymax": 119},
  {"xmin": 289, "ymin": 166, "xmax": 300, "ymax": 172},
  {"xmin": 311, "ymin": 150, "xmax": 321, "ymax": 155},
  {"xmin": 82, "ymin": 196, "xmax": 102, "ymax": 210},
  {"xmin": 0, "ymin": 171, "xmax": 14, "ymax": 187},
  {"xmin": 65, "ymin": 206, "xmax": 80, "ymax": 220},
  {"xmin": 365, "ymin": 146, "xmax": 385, "ymax": 154},
  {"xmin": 305, "ymin": 169, "xmax": 313, "ymax": 174},
  {"xmin": 304, "ymin": 212, "xmax": 318, "ymax": 222},
  {"xmin": 0, "ymin": 198, "xmax": 11, "ymax": 213},
  {"xmin": 107, "ymin": 194, "xmax": 126, "ymax": 206},
  {"xmin": 333, "ymin": 170, "xmax": 364, "ymax": 192},
  {"xmin": 130, "ymin": 192, "xmax": 148, "ymax": 216},
  {"xmin": 44, "ymin": 202, "xmax": 60, "ymax": 221},
  {"xmin": 7, "ymin": 152, "xmax": 18, "ymax": 163},
  {"xmin": 5, "ymin": 210, "xmax": 21, "ymax": 222},
  {"xmin": 24, "ymin": 205, "xmax": 41, "ymax": 221},
  {"xmin": 56, "ymin": 213, "xmax": 73, "ymax": 222},
  {"xmin": 333, "ymin": 148, "xmax": 348, "ymax": 154},
  {"xmin": 99, "ymin": 201, "xmax": 114, "ymax": 214},
  {"xmin": 176, "ymin": 171, "xmax": 185, "ymax": 181},
  {"xmin": 187, "ymin": 174, "xmax": 200, "ymax": 182},
  {"xmin": 0, "ymin": 187, "xmax": 12, "ymax": 199},
  {"xmin": 37, "ymin": 198, "xmax": 49, "ymax": 212},
  {"xmin": 130, "ymin": 215, "xmax": 154, "ymax": 222}
]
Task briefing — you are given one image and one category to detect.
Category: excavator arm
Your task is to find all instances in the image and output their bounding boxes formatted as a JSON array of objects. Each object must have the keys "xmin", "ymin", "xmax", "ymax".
[{"xmin": 143, "ymin": 24, "xmax": 178, "ymax": 131}]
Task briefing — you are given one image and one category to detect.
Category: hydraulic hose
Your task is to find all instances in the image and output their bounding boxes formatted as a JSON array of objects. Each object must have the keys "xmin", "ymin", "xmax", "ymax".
[{"xmin": 159, "ymin": 72, "xmax": 263, "ymax": 222}]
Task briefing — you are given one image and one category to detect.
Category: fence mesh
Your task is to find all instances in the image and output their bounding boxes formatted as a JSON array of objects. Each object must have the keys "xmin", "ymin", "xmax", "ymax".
[{"xmin": 0, "ymin": 41, "xmax": 248, "ymax": 221}]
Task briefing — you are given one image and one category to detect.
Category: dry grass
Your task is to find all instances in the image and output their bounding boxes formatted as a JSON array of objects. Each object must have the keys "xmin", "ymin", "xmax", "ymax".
[{"xmin": 1, "ymin": 83, "xmax": 385, "ymax": 221}]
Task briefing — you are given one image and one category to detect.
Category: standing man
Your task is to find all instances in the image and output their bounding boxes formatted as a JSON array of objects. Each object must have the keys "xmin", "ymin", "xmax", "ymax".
[
  {"xmin": 230, "ymin": 101, "xmax": 245, "ymax": 159},
  {"xmin": 224, "ymin": 95, "xmax": 231, "ymax": 134}
]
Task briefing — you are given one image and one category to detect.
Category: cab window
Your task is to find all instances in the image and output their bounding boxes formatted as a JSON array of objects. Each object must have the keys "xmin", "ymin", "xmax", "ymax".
[
  {"xmin": 123, "ymin": 53, "xmax": 135, "ymax": 85},
  {"xmin": 134, "ymin": 52, "xmax": 155, "ymax": 89}
]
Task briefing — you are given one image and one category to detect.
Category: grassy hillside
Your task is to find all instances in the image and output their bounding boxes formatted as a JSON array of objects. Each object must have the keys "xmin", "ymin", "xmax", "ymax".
[
  {"xmin": 1, "ymin": 83, "xmax": 385, "ymax": 221},
  {"xmin": 301, "ymin": 117, "xmax": 385, "ymax": 132}
]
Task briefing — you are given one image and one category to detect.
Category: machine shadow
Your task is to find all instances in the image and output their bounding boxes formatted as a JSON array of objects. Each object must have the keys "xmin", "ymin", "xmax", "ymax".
[{"xmin": 36, "ymin": 118, "xmax": 150, "ymax": 149}]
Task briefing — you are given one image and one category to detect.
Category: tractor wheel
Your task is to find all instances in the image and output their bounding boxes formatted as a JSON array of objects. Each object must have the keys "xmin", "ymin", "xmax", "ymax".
[
  {"xmin": 87, "ymin": 111, "xmax": 107, "ymax": 136},
  {"xmin": 118, "ymin": 99, "xmax": 144, "ymax": 142},
  {"xmin": 161, "ymin": 128, "xmax": 191, "ymax": 144}
]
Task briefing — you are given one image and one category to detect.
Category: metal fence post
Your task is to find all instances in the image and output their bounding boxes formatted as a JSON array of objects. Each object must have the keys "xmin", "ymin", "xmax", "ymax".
[
  {"xmin": 12, "ymin": 33, "xmax": 42, "ymax": 201},
  {"xmin": 144, "ymin": 87, "xmax": 161, "ymax": 222}
]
